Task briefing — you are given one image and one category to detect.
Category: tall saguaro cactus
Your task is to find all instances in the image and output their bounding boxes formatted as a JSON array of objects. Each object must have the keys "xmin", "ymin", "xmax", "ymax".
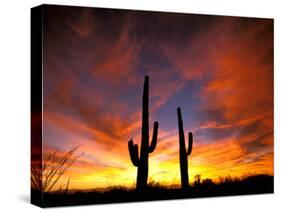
[
  {"xmin": 128, "ymin": 76, "xmax": 159, "ymax": 190},
  {"xmin": 177, "ymin": 107, "xmax": 193, "ymax": 190}
]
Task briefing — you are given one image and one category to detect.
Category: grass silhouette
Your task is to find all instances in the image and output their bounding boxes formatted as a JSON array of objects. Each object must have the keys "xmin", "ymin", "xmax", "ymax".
[{"xmin": 35, "ymin": 174, "xmax": 273, "ymax": 207}]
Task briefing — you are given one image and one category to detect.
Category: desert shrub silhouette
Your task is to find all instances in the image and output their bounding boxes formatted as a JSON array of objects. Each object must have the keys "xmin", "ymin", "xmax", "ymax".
[
  {"xmin": 194, "ymin": 174, "xmax": 202, "ymax": 186},
  {"xmin": 31, "ymin": 146, "xmax": 83, "ymax": 193},
  {"xmin": 128, "ymin": 76, "xmax": 159, "ymax": 190}
]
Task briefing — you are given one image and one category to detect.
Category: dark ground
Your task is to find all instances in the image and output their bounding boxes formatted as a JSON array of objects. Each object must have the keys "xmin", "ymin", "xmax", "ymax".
[{"xmin": 31, "ymin": 174, "xmax": 273, "ymax": 208}]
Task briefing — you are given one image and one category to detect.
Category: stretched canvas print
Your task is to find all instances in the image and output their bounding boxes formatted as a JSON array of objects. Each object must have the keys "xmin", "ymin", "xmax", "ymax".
[{"xmin": 31, "ymin": 4, "xmax": 274, "ymax": 207}]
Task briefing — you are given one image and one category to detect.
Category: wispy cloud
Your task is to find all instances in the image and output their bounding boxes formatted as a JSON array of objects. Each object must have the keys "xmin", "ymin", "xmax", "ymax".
[{"xmin": 40, "ymin": 7, "xmax": 273, "ymax": 190}]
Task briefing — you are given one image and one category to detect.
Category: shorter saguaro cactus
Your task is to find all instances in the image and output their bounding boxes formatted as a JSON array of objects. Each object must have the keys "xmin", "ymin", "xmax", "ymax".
[{"xmin": 177, "ymin": 107, "xmax": 193, "ymax": 190}]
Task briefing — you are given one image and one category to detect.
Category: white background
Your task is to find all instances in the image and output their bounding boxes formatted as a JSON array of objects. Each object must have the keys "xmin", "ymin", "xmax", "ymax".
[{"xmin": 0, "ymin": 0, "xmax": 280, "ymax": 211}]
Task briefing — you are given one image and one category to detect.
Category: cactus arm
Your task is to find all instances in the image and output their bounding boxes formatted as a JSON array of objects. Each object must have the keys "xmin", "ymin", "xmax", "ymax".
[
  {"xmin": 128, "ymin": 139, "xmax": 140, "ymax": 167},
  {"xmin": 149, "ymin": 121, "xmax": 159, "ymax": 153},
  {"xmin": 187, "ymin": 132, "xmax": 193, "ymax": 156}
]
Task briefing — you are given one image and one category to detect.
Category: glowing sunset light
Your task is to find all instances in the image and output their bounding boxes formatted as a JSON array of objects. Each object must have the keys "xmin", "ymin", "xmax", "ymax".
[{"xmin": 34, "ymin": 6, "xmax": 273, "ymax": 191}]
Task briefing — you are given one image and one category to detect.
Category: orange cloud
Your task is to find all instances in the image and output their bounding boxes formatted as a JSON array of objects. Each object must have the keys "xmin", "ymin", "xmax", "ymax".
[
  {"xmin": 67, "ymin": 8, "xmax": 95, "ymax": 38},
  {"xmin": 91, "ymin": 16, "xmax": 141, "ymax": 86},
  {"xmin": 41, "ymin": 10, "xmax": 273, "ymax": 191},
  {"xmin": 149, "ymin": 17, "xmax": 274, "ymax": 184}
]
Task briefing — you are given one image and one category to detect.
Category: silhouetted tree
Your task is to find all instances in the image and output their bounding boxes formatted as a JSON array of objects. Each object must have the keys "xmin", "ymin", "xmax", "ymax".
[
  {"xmin": 128, "ymin": 76, "xmax": 159, "ymax": 191},
  {"xmin": 177, "ymin": 107, "xmax": 193, "ymax": 190}
]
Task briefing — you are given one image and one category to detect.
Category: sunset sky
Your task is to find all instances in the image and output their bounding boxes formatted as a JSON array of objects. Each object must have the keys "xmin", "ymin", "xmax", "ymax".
[{"xmin": 40, "ymin": 5, "xmax": 273, "ymax": 190}]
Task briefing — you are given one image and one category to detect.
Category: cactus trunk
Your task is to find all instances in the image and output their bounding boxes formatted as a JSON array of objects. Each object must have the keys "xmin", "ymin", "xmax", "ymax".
[
  {"xmin": 177, "ymin": 107, "xmax": 193, "ymax": 190},
  {"xmin": 128, "ymin": 76, "xmax": 159, "ymax": 191},
  {"xmin": 137, "ymin": 75, "xmax": 149, "ymax": 189}
]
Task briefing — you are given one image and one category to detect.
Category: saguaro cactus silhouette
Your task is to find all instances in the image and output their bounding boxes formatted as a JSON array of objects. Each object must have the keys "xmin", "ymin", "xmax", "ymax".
[
  {"xmin": 177, "ymin": 107, "xmax": 193, "ymax": 190},
  {"xmin": 128, "ymin": 76, "xmax": 159, "ymax": 190}
]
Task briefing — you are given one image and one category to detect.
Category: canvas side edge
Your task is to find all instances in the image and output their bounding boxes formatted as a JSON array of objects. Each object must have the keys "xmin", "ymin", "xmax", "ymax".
[{"xmin": 30, "ymin": 5, "xmax": 43, "ymax": 208}]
